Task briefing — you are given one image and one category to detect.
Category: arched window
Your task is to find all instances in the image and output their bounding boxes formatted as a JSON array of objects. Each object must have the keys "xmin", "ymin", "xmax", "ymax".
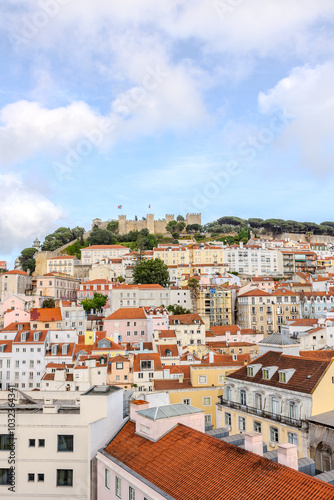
[
  {"xmin": 165, "ymin": 349, "xmax": 172, "ymax": 357},
  {"xmin": 271, "ymin": 397, "xmax": 280, "ymax": 415}
]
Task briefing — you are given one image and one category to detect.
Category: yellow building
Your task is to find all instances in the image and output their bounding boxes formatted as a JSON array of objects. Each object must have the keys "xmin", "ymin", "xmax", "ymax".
[
  {"xmin": 216, "ymin": 351, "xmax": 334, "ymax": 457},
  {"xmin": 197, "ymin": 286, "xmax": 233, "ymax": 326},
  {"xmin": 153, "ymin": 362, "xmax": 244, "ymax": 429},
  {"xmin": 47, "ymin": 255, "xmax": 76, "ymax": 276}
]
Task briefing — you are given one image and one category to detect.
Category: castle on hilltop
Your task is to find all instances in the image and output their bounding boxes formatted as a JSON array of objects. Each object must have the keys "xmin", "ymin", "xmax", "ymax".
[{"xmin": 92, "ymin": 213, "xmax": 201, "ymax": 235}]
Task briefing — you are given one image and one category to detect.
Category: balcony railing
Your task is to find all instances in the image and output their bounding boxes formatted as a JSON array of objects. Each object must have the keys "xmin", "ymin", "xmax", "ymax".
[{"xmin": 217, "ymin": 397, "xmax": 308, "ymax": 429}]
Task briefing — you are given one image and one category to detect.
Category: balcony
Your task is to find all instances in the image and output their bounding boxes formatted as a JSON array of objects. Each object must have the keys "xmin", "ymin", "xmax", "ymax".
[{"xmin": 217, "ymin": 397, "xmax": 308, "ymax": 430}]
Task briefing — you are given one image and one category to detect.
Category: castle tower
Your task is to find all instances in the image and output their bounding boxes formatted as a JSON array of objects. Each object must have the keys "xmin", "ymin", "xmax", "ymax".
[
  {"xmin": 147, "ymin": 214, "xmax": 155, "ymax": 234},
  {"xmin": 165, "ymin": 214, "xmax": 175, "ymax": 224},
  {"xmin": 186, "ymin": 213, "xmax": 202, "ymax": 226},
  {"xmin": 118, "ymin": 215, "xmax": 127, "ymax": 235}
]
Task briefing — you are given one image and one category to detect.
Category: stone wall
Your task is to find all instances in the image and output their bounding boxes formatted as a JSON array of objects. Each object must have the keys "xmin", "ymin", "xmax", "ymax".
[{"xmin": 116, "ymin": 213, "xmax": 201, "ymax": 235}]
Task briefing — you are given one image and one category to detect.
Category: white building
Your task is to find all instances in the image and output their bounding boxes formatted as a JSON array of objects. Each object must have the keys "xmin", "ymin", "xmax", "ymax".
[
  {"xmin": 81, "ymin": 245, "xmax": 129, "ymax": 265},
  {"xmin": 224, "ymin": 244, "xmax": 283, "ymax": 276},
  {"xmin": 0, "ymin": 385, "xmax": 124, "ymax": 499}
]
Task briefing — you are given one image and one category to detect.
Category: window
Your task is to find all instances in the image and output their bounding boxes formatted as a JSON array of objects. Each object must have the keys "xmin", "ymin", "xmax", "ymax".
[
  {"xmin": 0, "ymin": 469, "xmax": 12, "ymax": 485},
  {"xmin": 279, "ymin": 371, "xmax": 286, "ymax": 383},
  {"xmin": 225, "ymin": 386, "xmax": 232, "ymax": 401},
  {"xmin": 225, "ymin": 412, "xmax": 231, "ymax": 426},
  {"xmin": 238, "ymin": 416, "xmax": 246, "ymax": 431},
  {"xmin": 183, "ymin": 398, "xmax": 191, "ymax": 405},
  {"xmin": 219, "ymin": 375, "xmax": 224, "ymax": 384},
  {"xmin": 28, "ymin": 473, "xmax": 35, "ymax": 482},
  {"xmin": 240, "ymin": 389, "xmax": 247, "ymax": 406},
  {"xmin": 289, "ymin": 401, "xmax": 298, "ymax": 420},
  {"xmin": 38, "ymin": 439, "xmax": 45, "ymax": 447},
  {"xmin": 205, "ymin": 414, "xmax": 212, "ymax": 425},
  {"xmin": 255, "ymin": 393, "xmax": 262, "ymax": 410},
  {"xmin": 288, "ymin": 432, "xmax": 298, "ymax": 446},
  {"xmin": 254, "ymin": 421, "xmax": 262, "ymax": 433},
  {"xmin": 57, "ymin": 469, "xmax": 73, "ymax": 486},
  {"xmin": 29, "ymin": 439, "xmax": 35, "ymax": 447},
  {"xmin": 203, "ymin": 397, "xmax": 211, "ymax": 406},
  {"xmin": 247, "ymin": 366, "xmax": 254, "ymax": 377},
  {"xmin": 270, "ymin": 426, "xmax": 279, "ymax": 443},
  {"xmin": 129, "ymin": 486, "xmax": 136, "ymax": 500},
  {"xmin": 115, "ymin": 475, "xmax": 122, "ymax": 497},
  {"xmin": 57, "ymin": 435, "xmax": 73, "ymax": 452},
  {"xmin": 116, "ymin": 362, "xmax": 123, "ymax": 370},
  {"xmin": 0, "ymin": 434, "xmax": 11, "ymax": 450},
  {"xmin": 272, "ymin": 398, "xmax": 280, "ymax": 415},
  {"xmin": 38, "ymin": 474, "xmax": 44, "ymax": 482},
  {"xmin": 262, "ymin": 369, "xmax": 269, "ymax": 380},
  {"xmin": 105, "ymin": 469, "xmax": 110, "ymax": 490},
  {"xmin": 199, "ymin": 375, "xmax": 207, "ymax": 384}
]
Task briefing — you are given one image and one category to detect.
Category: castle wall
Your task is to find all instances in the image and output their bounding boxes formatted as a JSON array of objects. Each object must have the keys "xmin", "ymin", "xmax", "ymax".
[{"xmin": 117, "ymin": 214, "xmax": 201, "ymax": 235}]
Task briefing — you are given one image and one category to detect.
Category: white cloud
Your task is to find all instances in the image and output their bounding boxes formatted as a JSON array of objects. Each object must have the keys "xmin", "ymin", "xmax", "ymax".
[
  {"xmin": 258, "ymin": 62, "xmax": 334, "ymax": 173},
  {"xmin": 0, "ymin": 174, "xmax": 63, "ymax": 254}
]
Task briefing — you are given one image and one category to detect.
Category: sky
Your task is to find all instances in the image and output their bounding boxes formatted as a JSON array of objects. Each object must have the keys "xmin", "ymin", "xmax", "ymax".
[{"xmin": 1, "ymin": 0, "xmax": 334, "ymax": 266}]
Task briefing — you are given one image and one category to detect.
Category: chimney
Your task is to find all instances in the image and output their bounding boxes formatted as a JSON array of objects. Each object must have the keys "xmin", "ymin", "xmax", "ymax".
[
  {"xmin": 208, "ymin": 351, "xmax": 214, "ymax": 364},
  {"xmin": 129, "ymin": 400, "xmax": 150, "ymax": 421},
  {"xmin": 244, "ymin": 432, "xmax": 263, "ymax": 456},
  {"xmin": 179, "ymin": 373, "xmax": 184, "ymax": 383},
  {"xmin": 277, "ymin": 443, "xmax": 298, "ymax": 470},
  {"xmin": 239, "ymin": 241, "xmax": 244, "ymax": 249}
]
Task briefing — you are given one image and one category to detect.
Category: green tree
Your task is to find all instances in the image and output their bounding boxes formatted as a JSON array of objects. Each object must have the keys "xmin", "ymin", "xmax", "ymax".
[
  {"xmin": 133, "ymin": 258, "xmax": 169, "ymax": 287},
  {"xmin": 247, "ymin": 218, "xmax": 263, "ymax": 228},
  {"xmin": 117, "ymin": 276, "xmax": 125, "ymax": 283},
  {"xmin": 176, "ymin": 215, "xmax": 185, "ymax": 221},
  {"xmin": 172, "ymin": 231, "xmax": 180, "ymax": 240},
  {"xmin": 176, "ymin": 221, "xmax": 186, "ymax": 232},
  {"xmin": 166, "ymin": 220, "xmax": 178, "ymax": 233},
  {"xmin": 107, "ymin": 220, "xmax": 119, "ymax": 233},
  {"xmin": 186, "ymin": 224, "xmax": 202, "ymax": 233},
  {"xmin": 19, "ymin": 248, "xmax": 37, "ymax": 273},
  {"xmin": 167, "ymin": 304, "xmax": 191, "ymax": 315},
  {"xmin": 217, "ymin": 216, "xmax": 244, "ymax": 226},
  {"xmin": 81, "ymin": 292, "xmax": 108, "ymax": 313},
  {"xmin": 41, "ymin": 226, "xmax": 84, "ymax": 251},
  {"xmin": 87, "ymin": 228, "xmax": 117, "ymax": 245},
  {"xmin": 42, "ymin": 298, "xmax": 55, "ymax": 308}
]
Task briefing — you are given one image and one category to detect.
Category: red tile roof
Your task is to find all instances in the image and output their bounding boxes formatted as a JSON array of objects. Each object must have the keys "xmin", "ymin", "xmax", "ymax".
[
  {"xmin": 13, "ymin": 330, "xmax": 48, "ymax": 344},
  {"xmin": 1, "ymin": 322, "xmax": 30, "ymax": 332},
  {"xmin": 45, "ymin": 343, "xmax": 75, "ymax": 357},
  {"xmin": 103, "ymin": 421, "xmax": 334, "ymax": 500},
  {"xmin": 169, "ymin": 314, "xmax": 204, "ymax": 325},
  {"xmin": 104, "ymin": 308, "xmax": 147, "ymax": 320},
  {"xmin": 238, "ymin": 289, "xmax": 271, "ymax": 297},
  {"xmin": 211, "ymin": 325, "xmax": 240, "ymax": 335},
  {"xmin": 289, "ymin": 319, "xmax": 319, "ymax": 327},
  {"xmin": 227, "ymin": 351, "xmax": 331, "ymax": 393},
  {"xmin": 133, "ymin": 353, "xmax": 163, "ymax": 372},
  {"xmin": 30, "ymin": 307, "xmax": 62, "ymax": 322},
  {"xmin": 300, "ymin": 350, "xmax": 334, "ymax": 360},
  {"xmin": 5, "ymin": 270, "xmax": 28, "ymax": 275},
  {"xmin": 115, "ymin": 284, "xmax": 165, "ymax": 289},
  {"xmin": 157, "ymin": 344, "xmax": 179, "ymax": 358},
  {"xmin": 158, "ymin": 330, "xmax": 176, "ymax": 338},
  {"xmin": 48, "ymin": 255, "xmax": 75, "ymax": 260},
  {"xmin": 84, "ymin": 245, "xmax": 128, "ymax": 250},
  {"xmin": 0, "ymin": 340, "xmax": 13, "ymax": 352}
]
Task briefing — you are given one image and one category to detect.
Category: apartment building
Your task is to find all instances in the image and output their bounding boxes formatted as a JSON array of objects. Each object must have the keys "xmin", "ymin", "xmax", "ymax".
[
  {"xmin": 31, "ymin": 273, "xmax": 79, "ymax": 301},
  {"xmin": 132, "ymin": 353, "xmax": 164, "ymax": 393},
  {"xmin": 196, "ymin": 286, "xmax": 234, "ymax": 326},
  {"xmin": 108, "ymin": 284, "xmax": 170, "ymax": 313},
  {"xmin": 78, "ymin": 279, "xmax": 113, "ymax": 301},
  {"xmin": 224, "ymin": 244, "xmax": 283, "ymax": 276},
  {"xmin": 237, "ymin": 288, "xmax": 300, "ymax": 334},
  {"xmin": 0, "ymin": 385, "xmax": 123, "ymax": 499},
  {"xmin": 216, "ymin": 351, "xmax": 334, "ymax": 457},
  {"xmin": 47, "ymin": 255, "xmax": 76, "ymax": 276},
  {"xmin": 301, "ymin": 291, "xmax": 334, "ymax": 319},
  {"xmin": 153, "ymin": 244, "xmax": 225, "ymax": 267},
  {"xmin": 0, "ymin": 270, "xmax": 32, "ymax": 301},
  {"xmin": 81, "ymin": 245, "xmax": 129, "ymax": 265},
  {"xmin": 168, "ymin": 313, "xmax": 206, "ymax": 347}
]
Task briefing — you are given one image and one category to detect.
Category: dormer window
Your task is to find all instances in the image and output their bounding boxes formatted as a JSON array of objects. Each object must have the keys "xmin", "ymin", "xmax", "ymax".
[
  {"xmin": 21, "ymin": 332, "xmax": 27, "ymax": 342},
  {"xmin": 62, "ymin": 344, "xmax": 68, "ymax": 355},
  {"xmin": 34, "ymin": 331, "xmax": 40, "ymax": 342},
  {"xmin": 262, "ymin": 369, "xmax": 269, "ymax": 380},
  {"xmin": 51, "ymin": 344, "xmax": 58, "ymax": 356},
  {"xmin": 278, "ymin": 368, "xmax": 295, "ymax": 384},
  {"xmin": 279, "ymin": 372, "xmax": 286, "ymax": 383},
  {"xmin": 247, "ymin": 367, "xmax": 254, "ymax": 377}
]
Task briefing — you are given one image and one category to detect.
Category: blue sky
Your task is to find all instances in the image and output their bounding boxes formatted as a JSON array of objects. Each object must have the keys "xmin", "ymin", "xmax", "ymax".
[{"xmin": 1, "ymin": 1, "xmax": 334, "ymax": 266}]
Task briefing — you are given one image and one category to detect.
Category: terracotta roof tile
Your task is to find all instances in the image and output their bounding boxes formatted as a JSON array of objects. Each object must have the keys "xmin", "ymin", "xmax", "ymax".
[
  {"xmin": 30, "ymin": 307, "xmax": 62, "ymax": 322},
  {"xmin": 103, "ymin": 421, "xmax": 334, "ymax": 500},
  {"xmin": 227, "ymin": 351, "xmax": 331, "ymax": 393},
  {"xmin": 104, "ymin": 308, "xmax": 147, "ymax": 320}
]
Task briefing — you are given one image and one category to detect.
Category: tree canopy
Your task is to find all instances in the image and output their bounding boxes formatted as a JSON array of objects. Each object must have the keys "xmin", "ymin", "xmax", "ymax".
[
  {"xmin": 81, "ymin": 292, "xmax": 108, "ymax": 313},
  {"xmin": 133, "ymin": 258, "xmax": 169, "ymax": 287},
  {"xmin": 167, "ymin": 304, "xmax": 191, "ymax": 315},
  {"xmin": 41, "ymin": 226, "xmax": 85, "ymax": 251},
  {"xmin": 19, "ymin": 248, "xmax": 37, "ymax": 273},
  {"xmin": 86, "ymin": 228, "xmax": 117, "ymax": 246},
  {"xmin": 42, "ymin": 298, "xmax": 55, "ymax": 308}
]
